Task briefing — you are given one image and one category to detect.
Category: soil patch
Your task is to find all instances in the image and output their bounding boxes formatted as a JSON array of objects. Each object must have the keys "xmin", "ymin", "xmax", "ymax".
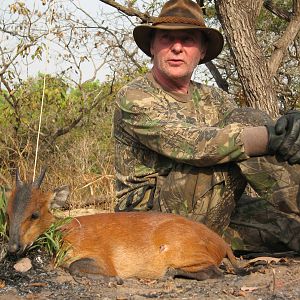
[{"xmin": 0, "ymin": 249, "xmax": 299, "ymax": 299}]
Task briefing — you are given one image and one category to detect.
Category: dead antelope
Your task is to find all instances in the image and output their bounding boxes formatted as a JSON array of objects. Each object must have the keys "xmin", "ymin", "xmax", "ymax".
[{"xmin": 6, "ymin": 169, "xmax": 244, "ymax": 281}]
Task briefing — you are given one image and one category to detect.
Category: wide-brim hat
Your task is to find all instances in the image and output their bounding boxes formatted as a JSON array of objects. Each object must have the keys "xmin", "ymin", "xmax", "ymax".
[{"xmin": 133, "ymin": 0, "xmax": 224, "ymax": 64}]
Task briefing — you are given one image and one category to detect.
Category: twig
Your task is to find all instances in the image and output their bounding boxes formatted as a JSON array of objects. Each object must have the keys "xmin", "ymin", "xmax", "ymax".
[{"xmin": 271, "ymin": 268, "xmax": 276, "ymax": 295}]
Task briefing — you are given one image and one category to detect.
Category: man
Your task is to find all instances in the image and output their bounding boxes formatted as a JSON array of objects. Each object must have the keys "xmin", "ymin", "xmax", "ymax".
[{"xmin": 113, "ymin": 0, "xmax": 300, "ymax": 252}]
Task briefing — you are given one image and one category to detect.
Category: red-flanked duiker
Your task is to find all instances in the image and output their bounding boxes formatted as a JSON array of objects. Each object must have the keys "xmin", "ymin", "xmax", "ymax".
[{"xmin": 6, "ymin": 169, "xmax": 245, "ymax": 281}]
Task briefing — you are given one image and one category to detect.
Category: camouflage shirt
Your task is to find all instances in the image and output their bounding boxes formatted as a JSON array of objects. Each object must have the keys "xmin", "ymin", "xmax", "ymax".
[{"xmin": 113, "ymin": 72, "xmax": 249, "ymax": 211}]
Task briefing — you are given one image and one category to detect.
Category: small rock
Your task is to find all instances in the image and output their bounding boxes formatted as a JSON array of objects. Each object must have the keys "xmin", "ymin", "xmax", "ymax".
[
  {"xmin": 34, "ymin": 255, "xmax": 43, "ymax": 265},
  {"xmin": 13, "ymin": 257, "xmax": 32, "ymax": 272}
]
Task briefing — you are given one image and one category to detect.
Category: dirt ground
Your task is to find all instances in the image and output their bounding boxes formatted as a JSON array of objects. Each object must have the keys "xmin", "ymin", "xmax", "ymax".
[{"xmin": 0, "ymin": 248, "xmax": 299, "ymax": 300}]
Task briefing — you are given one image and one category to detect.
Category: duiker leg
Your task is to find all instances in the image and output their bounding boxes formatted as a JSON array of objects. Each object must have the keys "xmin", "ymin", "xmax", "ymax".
[
  {"xmin": 166, "ymin": 265, "xmax": 223, "ymax": 280},
  {"xmin": 69, "ymin": 258, "xmax": 123, "ymax": 284}
]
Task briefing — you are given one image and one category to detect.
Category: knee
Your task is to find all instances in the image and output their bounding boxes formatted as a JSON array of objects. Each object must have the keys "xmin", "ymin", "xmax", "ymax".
[{"xmin": 222, "ymin": 107, "xmax": 274, "ymax": 127}]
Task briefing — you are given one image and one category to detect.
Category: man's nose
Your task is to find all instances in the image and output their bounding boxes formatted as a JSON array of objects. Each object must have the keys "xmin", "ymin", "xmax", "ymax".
[{"xmin": 171, "ymin": 39, "xmax": 183, "ymax": 53}]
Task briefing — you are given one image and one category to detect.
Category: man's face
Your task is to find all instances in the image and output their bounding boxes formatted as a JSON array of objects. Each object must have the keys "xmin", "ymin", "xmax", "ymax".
[{"xmin": 150, "ymin": 29, "xmax": 206, "ymax": 82}]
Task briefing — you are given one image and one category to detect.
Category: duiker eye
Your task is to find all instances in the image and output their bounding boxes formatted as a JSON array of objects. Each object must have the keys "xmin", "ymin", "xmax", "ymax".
[{"xmin": 31, "ymin": 212, "xmax": 40, "ymax": 220}]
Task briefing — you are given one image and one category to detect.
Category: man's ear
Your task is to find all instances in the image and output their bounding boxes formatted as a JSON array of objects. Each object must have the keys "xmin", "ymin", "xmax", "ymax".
[
  {"xmin": 199, "ymin": 44, "xmax": 207, "ymax": 61},
  {"xmin": 150, "ymin": 30, "xmax": 156, "ymax": 57},
  {"xmin": 150, "ymin": 41, "xmax": 154, "ymax": 56}
]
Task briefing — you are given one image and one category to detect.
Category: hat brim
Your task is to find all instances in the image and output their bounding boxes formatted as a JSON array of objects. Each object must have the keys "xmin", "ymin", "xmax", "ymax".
[{"xmin": 133, "ymin": 23, "xmax": 224, "ymax": 64}]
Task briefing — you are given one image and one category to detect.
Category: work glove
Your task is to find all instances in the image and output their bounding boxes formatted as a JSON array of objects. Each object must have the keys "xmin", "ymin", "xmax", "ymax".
[
  {"xmin": 266, "ymin": 125, "xmax": 285, "ymax": 155},
  {"xmin": 275, "ymin": 110, "xmax": 300, "ymax": 164}
]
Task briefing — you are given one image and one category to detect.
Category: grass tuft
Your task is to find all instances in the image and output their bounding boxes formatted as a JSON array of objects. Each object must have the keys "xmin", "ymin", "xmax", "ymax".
[
  {"xmin": 0, "ymin": 187, "xmax": 8, "ymax": 243},
  {"xmin": 31, "ymin": 217, "xmax": 73, "ymax": 268}
]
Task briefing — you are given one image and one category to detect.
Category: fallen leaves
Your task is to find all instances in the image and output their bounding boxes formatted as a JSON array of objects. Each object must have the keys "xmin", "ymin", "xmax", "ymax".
[
  {"xmin": 240, "ymin": 285, "xmax": 260, "ymax": 292},
  {"xmin": 0, "ymin": 279, "xmax": 5, "ymax": 289},
  {"xmin": 246, "ymin": 256, "xmax": 287, "ymax": 266},
  {"xmin": 27, "ymin": 282, "xmax": 48, "ymax": 288},
  {"xmin": 222, "ymin": 286, "xmax": 261, "ymax": 297}
]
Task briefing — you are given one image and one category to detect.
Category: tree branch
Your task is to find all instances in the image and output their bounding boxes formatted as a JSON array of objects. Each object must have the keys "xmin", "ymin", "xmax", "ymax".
[
  {"xmin": 268, "ymin": 1, "xmax": 300, "ymax": 76},
  {"xmin": 205, "ymin": 61, "xmax": 229, "ymax": 92},
  {"xmin": 263, "ymin": 0, "xmax": 292, "ymax": 21},
  {"xmin": 195, "ymin": 0, "xmax": 206, "ymax": 15},
  {"xmin": 99, "ymin": 0, "xmax": 154, "ymax": 23},
  {"xmin": 48, "ymin": 77, "xmax": 116, "ymax": 144}
]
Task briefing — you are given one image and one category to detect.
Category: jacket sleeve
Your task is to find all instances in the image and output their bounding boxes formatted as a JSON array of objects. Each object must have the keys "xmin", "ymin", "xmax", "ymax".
[{"xmin": 115, "ymin": 86, "xmax": 250, "ymax": 168}]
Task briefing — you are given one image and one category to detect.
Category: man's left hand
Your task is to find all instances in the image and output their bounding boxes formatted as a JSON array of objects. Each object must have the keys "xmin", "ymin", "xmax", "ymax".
[{"xmin": 275, "ymin": 110, "xmax": 300, "ymax": 164}]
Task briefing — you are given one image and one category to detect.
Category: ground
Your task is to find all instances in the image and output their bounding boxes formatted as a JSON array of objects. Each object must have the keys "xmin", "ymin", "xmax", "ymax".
[{"xmin": 0, "ymin": 248, "xmax": 299, "ymax": 300}]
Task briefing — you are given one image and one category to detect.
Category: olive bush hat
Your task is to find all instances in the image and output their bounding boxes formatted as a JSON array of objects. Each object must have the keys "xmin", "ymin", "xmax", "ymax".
[{"xmin": 133, "ymin": 0, "xmax": 224, "ymax": 64}]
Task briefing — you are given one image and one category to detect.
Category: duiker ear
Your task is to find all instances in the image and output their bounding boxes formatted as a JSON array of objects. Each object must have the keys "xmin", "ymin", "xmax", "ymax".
[
  {"xmin": 50, "ymin": 185, "xmax": 70, "ymax": 209},
  {"xmin": 15, "ymin": 168, "xmax": 23, "ymax": 187}
]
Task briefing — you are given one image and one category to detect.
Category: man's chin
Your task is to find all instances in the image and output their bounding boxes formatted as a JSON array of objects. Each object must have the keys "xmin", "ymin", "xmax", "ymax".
[
  {"xmin": 165, "ymin": 68, "xmax": 192, "ymax": 79},
  {"xmin": 168, "ymin": 73, "xmax": 191, "ymax": 82}
]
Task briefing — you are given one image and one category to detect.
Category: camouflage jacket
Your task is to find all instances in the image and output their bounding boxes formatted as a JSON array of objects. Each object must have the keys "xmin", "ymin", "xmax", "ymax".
[{"xmin": 113, "ymin": 72, "xmax": 249, "ymax": 211}]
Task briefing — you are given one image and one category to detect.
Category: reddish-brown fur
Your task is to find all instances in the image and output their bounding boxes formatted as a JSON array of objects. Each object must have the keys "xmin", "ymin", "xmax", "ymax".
[
  {"xmin": 63, "ymin": 212, "xmax": 240, "ymax": 279},
  {"xmin": 7, "ymin": 171, "xmax": 243, "ymax": 281},
  {"xmin": 7, "ymin": 188, "xmax": 54, "ymax": 251}
]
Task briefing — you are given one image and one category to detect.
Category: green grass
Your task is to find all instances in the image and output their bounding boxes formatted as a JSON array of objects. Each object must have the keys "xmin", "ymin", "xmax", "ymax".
[
  {"xmin": 1, "ymin": 186, "xmax": 72, "ymax": 268},
  {"xmin": 0, "ymin": 187, "xmax": 72, "ymax": 267},
  {"xmin": 0, "ymin": 187, "xmax": 8, "ymax": 242},
  {"xmin": 30, "ymin": 217, "xmax": 73, "ymax": 268}
]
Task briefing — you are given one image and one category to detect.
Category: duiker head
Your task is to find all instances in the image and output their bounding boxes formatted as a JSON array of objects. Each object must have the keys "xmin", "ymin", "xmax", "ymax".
[{"xmin": 6, "ymin": 169, "xmax": 69, "ymax": 254}]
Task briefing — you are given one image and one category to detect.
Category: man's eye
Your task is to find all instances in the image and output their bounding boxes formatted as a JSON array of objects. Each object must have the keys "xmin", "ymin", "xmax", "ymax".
[
  {"xmin": 161, "ymin": 35, "xmax": 171, "ymax": 41},
  {"xmin": 183, "ymin": 36, "xmax": 194, "ymax": 44}
]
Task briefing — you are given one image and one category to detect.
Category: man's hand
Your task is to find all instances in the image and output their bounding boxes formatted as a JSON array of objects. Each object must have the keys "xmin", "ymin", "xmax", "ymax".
[
  {"xmin": 266, "ymin": 125, "xmax": 285, "ymax": 155},
  {"xmin": 275, "ymin": 110, "xmax": 300, "ymax": 164},
  {"xmin": 275, "ymin": 110, "xmax": 300, "ymax": 135}
]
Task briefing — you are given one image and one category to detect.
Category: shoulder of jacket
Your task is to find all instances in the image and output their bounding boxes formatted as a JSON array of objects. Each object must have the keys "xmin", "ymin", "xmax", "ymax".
[
  {"xmin": 117, "ymin": 74, "xmax": 159, "ymax": 101},
  {"xmin": 193, "ymin": 81, "xmax": 234, "ymax": 100},
  {"xmin": 191, "ymin": 81, "xmax": 224, "ymax": 94}
]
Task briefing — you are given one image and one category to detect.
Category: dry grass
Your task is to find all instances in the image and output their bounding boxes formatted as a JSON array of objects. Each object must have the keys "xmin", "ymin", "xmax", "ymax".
[
  {"xmin": 0, "ymin": 122, "xmax": 115, "ymax": 212},
  {"xmin": 46, "ymin": 132, "xmax": 115, "ymax": 211}
]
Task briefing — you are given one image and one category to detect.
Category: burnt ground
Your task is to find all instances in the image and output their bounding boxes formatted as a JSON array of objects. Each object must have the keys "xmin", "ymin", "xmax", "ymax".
[{"xmin": 0, "ymin": 248, "xmax": 299, "ymax": 300}]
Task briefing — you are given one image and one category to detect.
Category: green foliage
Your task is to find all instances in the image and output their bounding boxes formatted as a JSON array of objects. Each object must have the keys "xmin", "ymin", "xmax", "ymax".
[
  {"xmin": 257, "ymin": 0, "xmax": 294, "ymax": 44},
  {"xmin": 14, "ymin": 74, "xmax": 77, "ymax": 131},
  {"xmin": 0, "ymin": 73, "xmax": 117, "ymax": 169},
  {"xmin": 32, "ymin": 217, "xmax": 73, "ymax": 268},
  {"xmin": 0, "ymin": 73, "xmax": 110, "ymax": 138},
  {"xmin": 0, "ymin": 187, "xmax": 8, "ymax": 242},
  {"xmin": 0, "ymin": 71, "xmax": 140, "ymax": 209}
]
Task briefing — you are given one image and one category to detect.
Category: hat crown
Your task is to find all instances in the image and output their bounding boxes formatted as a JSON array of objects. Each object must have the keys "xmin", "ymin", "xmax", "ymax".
[{"xmin": 155, "ymin": 0, "xmax": 205, "ymax": 27}]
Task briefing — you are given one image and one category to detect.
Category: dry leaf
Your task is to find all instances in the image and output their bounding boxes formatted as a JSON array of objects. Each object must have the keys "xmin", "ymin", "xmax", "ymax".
[
  {"xmin": 28, "ymin": 282, "xmax": 48, "ymax": 287},
  {"xmin": 240, "ymin": 286, "xmax": 260, "ymax": 292},
  {"xmin": 245, "ymin": 256, "xmax": 282, "ymax": 266},
  {"xmin": 236, "ymin": 290, "xmax": 247, "ymax": 297},
  {"xmin": 0, "ymin": 279, "xmax": 5, "ymax": 289}
]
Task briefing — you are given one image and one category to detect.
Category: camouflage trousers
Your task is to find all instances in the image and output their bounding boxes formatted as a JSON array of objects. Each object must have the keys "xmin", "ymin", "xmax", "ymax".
[
  {"xmin": 158, "ymin": 156, "xmax": 300, "ymax": 253},
  {"xmin": 132, "ymin": 108, "xmax": 300, "ymax": 253}
]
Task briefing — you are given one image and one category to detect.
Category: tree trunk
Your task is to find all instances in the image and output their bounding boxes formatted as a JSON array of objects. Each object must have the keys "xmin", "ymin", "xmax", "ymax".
[{"xmin": 215, "ymin": 0, "xmax": 279, "ymax": 118}]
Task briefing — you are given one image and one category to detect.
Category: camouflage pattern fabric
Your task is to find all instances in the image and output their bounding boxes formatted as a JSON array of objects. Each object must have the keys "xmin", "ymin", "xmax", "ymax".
[
  {"xmin": 113, "ymin": 72, "xmax": 300, "ymax": 252},
  {"xmin": 227, "ymin": 195, "xmax": 300, "ymax": 252}
]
